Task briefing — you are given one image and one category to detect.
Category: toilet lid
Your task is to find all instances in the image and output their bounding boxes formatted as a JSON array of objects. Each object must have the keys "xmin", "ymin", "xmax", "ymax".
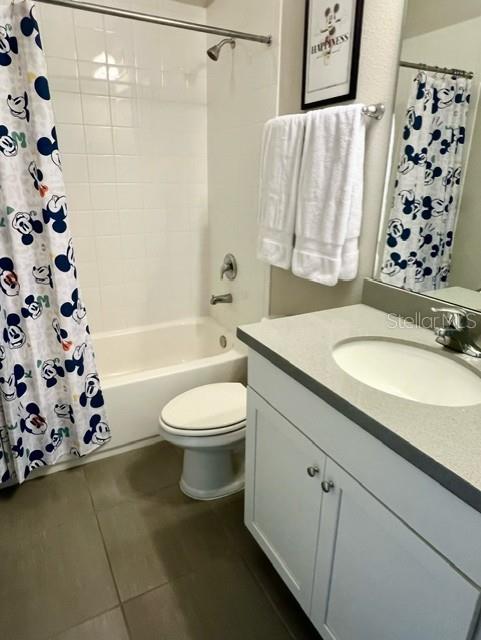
[{"xmin": 161, "ymin": 383, "xmax": 247, "ymax": 431}]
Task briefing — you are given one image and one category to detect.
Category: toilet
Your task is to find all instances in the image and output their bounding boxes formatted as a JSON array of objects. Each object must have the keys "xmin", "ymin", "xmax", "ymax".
[{"xmin": 159, "ymin": 382, "xmax": 246, "ymax": 500}]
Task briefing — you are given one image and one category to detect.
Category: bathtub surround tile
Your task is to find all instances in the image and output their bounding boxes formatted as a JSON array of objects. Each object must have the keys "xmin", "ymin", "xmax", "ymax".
[
  {"xmin": 57, "ymin": 123, "xmax": 86, "ymax": 154},
  {"xmin": 53, "ymin": 91, "xmax": 83, "ymax": 124},
  {"xmin": 81, "ymin": 94, "xmax": 111, "ymax": 126},
  {"xmin": 85, "ymin": 126, "xmax": 114, "ymax": 154},
  {"xmin": 90, "ymin": 183, "xmax": 118, "ymax": 210},
  {"xmin": 66, "ymin": 183, "xmax": 92, "ymax": 210},
  {"xmin": 75, "ymin": 26, "xmax": 107, "ymax": 63},
  {"xmin": 84, "ymin": 441, "xmax": 182, "ymax": 511},
  {"xmin": 88, "ymin": 155, "xmax": 117, "ymax": 183},
  {"xmin": 0, "ymin": 513, "xmax": 118, "ymax": 640},
  {"xmin": 98, "ymin": 485, "xmax": 235, "ymax": 601},
  {"xmin": 93, "ymin": 209, "xmax": 120, "ymax": 237},
  {"xmin": 50, "ymin": 608, "xmax": 129, "ymax": 640},
  {"xmin": 47, "ymin": 58, "xmax": 80, "ymax": 93}
]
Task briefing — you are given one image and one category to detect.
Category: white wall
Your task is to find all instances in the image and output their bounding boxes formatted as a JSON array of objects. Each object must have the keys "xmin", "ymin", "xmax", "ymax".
[
  {"xmin": 404, "ymin": 0, "xmax": 481, "ymax": 38},
  {"xmin": 38, "ymin": 0, "xmax": 209, "ymax": 332},
  {"xmin": 270, "ymin": 0, "xmax": 406, "ymax": 317},
  {"xmin": 206, "ymin": 0, "xmax": 281, "ymax": 332}
]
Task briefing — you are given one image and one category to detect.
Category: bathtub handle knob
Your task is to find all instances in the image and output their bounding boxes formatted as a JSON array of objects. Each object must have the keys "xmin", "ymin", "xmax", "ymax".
[{"xmin": 220, "ymin": 253, "xmax": 237, "ymax": 281}]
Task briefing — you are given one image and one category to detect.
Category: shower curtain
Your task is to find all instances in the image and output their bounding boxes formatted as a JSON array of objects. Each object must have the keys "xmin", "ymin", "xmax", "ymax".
[
  {"xmin": 380, "ymin": 70, "xmax": 471, "ymax": 293},
  {"xmin": 0, "ymin": 1, "xmax": 110, "ymax": 485}
]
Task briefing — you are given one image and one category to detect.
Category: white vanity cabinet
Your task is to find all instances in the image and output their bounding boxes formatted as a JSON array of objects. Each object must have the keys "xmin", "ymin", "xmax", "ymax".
[
  {"xmin": 311, "ymin": 458, "xmax": 480, "ymax": 640},
  {"xmin": 244, "ymin": 353, "xmax": 481, "ymax": 640},
  {"xmin": 244, "ymin": 392, "xmax": 325, "ymax": 612}
]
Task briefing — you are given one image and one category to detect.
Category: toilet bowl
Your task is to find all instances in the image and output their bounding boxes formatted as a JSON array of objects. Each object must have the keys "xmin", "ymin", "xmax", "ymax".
[{"xmin": 159, "ymin": 382, "xmax": 246, "ymax": 500}]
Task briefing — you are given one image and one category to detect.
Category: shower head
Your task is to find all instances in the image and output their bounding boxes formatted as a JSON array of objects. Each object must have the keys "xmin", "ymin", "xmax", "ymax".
[{"xmin": 207, "ymin": 38, "xmax": 236, "ymax": 61}]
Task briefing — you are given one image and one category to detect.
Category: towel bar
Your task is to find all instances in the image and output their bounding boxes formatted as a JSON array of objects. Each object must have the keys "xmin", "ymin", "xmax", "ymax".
[{"xmin": 362, "ymin": 104, "xmax": 386, "ymax": 120}]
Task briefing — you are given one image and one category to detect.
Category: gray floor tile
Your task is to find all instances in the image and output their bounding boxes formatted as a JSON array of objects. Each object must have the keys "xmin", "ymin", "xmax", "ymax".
[
  {"xmin": 213, "ymin": 493, "xmax": 321, "ymax": 640},
  {"xmin": 124, "ymin": 558, "xmax": 293, "ymax": 640},
  {"xmin": 0, "ymin": 513, "xmax": 119, "ymax": 640},
  {"xmin": 84, "ymin": 442, "xmax": 182, "ymax": 511},
  {"xmin": 123, "ymin": 580, "xmax": 207, "ymax": 640},
  {"xmin": 0, "ymin": 467, "xmax": 93, "ymax": 544},
  {"xmin": 98, "ymin": 485, "xmax": 235, "ymax": 601},
  {"xmin": 50, "ymin": 608, "xmax": 129, "ymax": 640}
]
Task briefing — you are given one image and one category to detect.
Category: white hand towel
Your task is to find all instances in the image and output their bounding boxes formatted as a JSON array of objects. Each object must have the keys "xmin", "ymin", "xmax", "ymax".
[
  {"xmin": 257, "ymin": 114, "xmax": 306, "ymax": 269},
  {"xmin": 292, "ymin": 104, "xmax": 366, "ymax": 286}
]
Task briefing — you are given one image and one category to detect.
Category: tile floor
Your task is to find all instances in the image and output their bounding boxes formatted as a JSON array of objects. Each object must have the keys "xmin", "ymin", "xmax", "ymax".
[{"xmin": 0, "ymin": 442, "xmax": 321, "ymax": 640}]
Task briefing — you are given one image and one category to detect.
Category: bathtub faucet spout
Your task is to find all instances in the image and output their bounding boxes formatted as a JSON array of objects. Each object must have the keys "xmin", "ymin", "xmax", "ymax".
[{"xmin": 210, "ymin": 293, "xmax": 233, "ymax": 305}]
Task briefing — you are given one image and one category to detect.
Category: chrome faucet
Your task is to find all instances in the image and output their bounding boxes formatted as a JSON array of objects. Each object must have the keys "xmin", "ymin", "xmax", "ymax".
[
  {"xmin": 210, "ymin": 293, "xmax": 233, "ymax": 305},
  {"xmin": 431, "ymin": 307, "xmax": 481, "ymax": 358}
]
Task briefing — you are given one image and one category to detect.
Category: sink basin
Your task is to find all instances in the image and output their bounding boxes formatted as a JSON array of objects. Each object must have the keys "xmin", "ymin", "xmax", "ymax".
[{"xmin": 332, "ymin": 338, "xmax": 481, "ymax": 407}]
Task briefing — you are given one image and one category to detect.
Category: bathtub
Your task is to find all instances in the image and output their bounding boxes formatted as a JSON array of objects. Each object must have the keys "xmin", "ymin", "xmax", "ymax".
[{"xmin": 93, "ymin": 318, "xmax": 247, "ymax": 454}]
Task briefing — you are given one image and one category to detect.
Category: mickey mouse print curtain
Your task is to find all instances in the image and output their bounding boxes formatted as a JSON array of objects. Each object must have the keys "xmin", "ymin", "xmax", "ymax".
[
  {"xmin": 380, "ymin": 70, "xmax": 472, "ymax": 293},
  {"xmin": 0, "ymin": 1, "xmax": 110, "ymax": 485}
]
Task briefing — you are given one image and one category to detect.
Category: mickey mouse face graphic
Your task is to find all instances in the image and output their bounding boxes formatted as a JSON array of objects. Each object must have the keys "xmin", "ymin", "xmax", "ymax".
[
  {"xmin": 11, "ymin": 436, "xmax": 24, "ymax": 459},
  {"xmin": 41, "ymin": 359, "xmax": 65, "ymax": 388},
  {"xmin": 61, "ymin": 288, "xmax": 86, "ymax": 324},
  {"xmin": 32, "ymin": 264, "xmax": 53, "ymax": 288},
  {"xmin": 7, "ymin": 92, "xmax": 30, "ymax": 122},
  {"xmin": 20, "ymin": 403, "xmax": 47, "ymax": 436},
  {"xmin": 0, "ymin": 125, "xmax": 17, "ymax": 157},
  {"xmin": 0, "ymin": 364, "xmax": 27, "ymax": 402},
  {"xmin": 37, "ymin": 127, "xmax": 61, "ymax": 169},
  {"xmin": 21, "ymin": 295, "xmax": 42, "ymax": 320},
  {"xmin": 12, "ymin": 211, "xmax": 43, "ymax": 245},
  {"xmin": 322, "ymin": 4, "xmax": 340, "ymax": 36},
  {"xmin": 0, "ymin": 25, "xmax": 18, "ymax": 66},
  {"xmin": 386, "ymin": 218, "xmax": 410, "ymax": 249},
  {"xmin": 43, "ymin": 194, "xmax": 67, "ymax": 233},
  {"xmin": 55, "ymin": 238, "xmax": 76, "ymax": 276},
  {"xmin": 3, "ymin": 313, "xmax": 26, "ymax": 350},
  {"xmin": 65, "ymin": 342, "xmax": 87, "ymax": 376},
  {"xmin": 52, "ymin": 317, "xmax": 72, "ymax": 351},
  {"xmin": 80, "ymin": 373, "xmax": 104, "ymax": 409},
  {"xmin": 52, "ymin": 318, "xmax": 72, "ymax": 351},
  {"xmin": 84, "ymin": 414, "xmax": 110, "ymax": 446},
  {"xmin": 20, "ymin": 7, "xmax": 42, "ymax": 50},
  {"xmin": 29, "ymin": 161, "xmax": 48, "ymax": 197},
  {"xmin": 46, "ymin": 429, "xmax": 64, "ymax": 454},
  {"xmin": 24, "ymin": 449, "xmax": 46, "ymax": 479},
  {"xmin": 54, "ymin": 402, "xmax": 74, "ymax": 423},
  {"xmin": 0, "ymin": 257, "xmax": 19, "ymax": 296}
]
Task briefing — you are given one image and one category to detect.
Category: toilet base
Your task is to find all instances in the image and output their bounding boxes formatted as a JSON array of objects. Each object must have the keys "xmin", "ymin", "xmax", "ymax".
[{"xmin": 179, "ymin": 445, "xmax": 244, "ymax": 501}]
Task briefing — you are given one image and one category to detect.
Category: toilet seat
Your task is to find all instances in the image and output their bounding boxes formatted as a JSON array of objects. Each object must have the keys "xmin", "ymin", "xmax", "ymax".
[{"xmin": 160, "ymin": 382, "xmax": 246, "ymax": 437}]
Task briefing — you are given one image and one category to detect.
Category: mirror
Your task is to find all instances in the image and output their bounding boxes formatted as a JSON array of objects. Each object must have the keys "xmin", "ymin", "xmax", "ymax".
[{"xmin": 374, "ymin": 0, "xmax": 481, "ymax": 311}]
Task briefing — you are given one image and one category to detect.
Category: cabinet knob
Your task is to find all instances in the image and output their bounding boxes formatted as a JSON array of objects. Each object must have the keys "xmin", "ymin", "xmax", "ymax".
[
  {"xmin": 307, "ymin": 466, "xmax": 320, "ymax": 478},
  {"xmin": 321, "ymin": 480, "xmax": 335, "ymax": 493}
]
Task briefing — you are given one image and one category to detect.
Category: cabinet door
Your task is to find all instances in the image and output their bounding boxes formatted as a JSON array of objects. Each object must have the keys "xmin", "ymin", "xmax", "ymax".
[
  {"xmin": 312, "ymin": 458, "xmax": 481, "ymax": 640},
  {"xmin": 245, "ymin": 389, "xmax": 325, "ymax": 612}
]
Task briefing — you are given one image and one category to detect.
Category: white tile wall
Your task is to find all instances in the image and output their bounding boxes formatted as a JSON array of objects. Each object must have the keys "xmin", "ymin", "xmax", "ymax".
[
  {"xmin": 206, "ymin": 0, "xmax": 281, "ymax": 333},
  {"xmin": 37, "ymin": 0, "xmax": 209, "ymax": 332}
]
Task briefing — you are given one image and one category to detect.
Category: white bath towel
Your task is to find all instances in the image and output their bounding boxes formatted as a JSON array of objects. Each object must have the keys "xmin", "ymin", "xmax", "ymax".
[
  {"xmin": 292, "ymin": 104, "xmax": 366, "ymax": 286},
  {"xmin": 257, "ymin": 114, "xmax": 306, "ymax": 269}
]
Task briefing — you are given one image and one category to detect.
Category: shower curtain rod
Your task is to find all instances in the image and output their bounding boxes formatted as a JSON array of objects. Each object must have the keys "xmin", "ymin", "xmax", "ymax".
[
  {"xmin": 34, "ymin": 0, "xmax": 272, "ymax": 44},
  {"xmin": 400, "ymin": 60, "xmax": 474, "ymax": 80}
]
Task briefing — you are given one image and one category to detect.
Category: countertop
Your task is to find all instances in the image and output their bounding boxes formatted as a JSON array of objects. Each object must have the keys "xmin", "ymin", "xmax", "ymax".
[{"xmin": 237, "ymin": 304, "xmax": 481, "ymax": 513}]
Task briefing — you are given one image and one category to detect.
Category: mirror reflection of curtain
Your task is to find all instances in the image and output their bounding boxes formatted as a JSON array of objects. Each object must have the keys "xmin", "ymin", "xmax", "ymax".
[{"xmin": 380, "ymin": 70, "xmax": 472, "ymax": 293}]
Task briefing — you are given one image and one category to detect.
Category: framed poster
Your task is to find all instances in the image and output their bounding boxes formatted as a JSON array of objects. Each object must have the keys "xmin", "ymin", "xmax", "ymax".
[{"xmin": 302, "ymin": 0, "xmax": 364, "ymax": 110}]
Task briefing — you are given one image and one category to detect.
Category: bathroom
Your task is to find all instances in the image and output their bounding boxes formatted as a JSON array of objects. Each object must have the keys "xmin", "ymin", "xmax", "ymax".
[{"xmin": 1, "ymin": 0, "xmax": 481, "ymax": 638}]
